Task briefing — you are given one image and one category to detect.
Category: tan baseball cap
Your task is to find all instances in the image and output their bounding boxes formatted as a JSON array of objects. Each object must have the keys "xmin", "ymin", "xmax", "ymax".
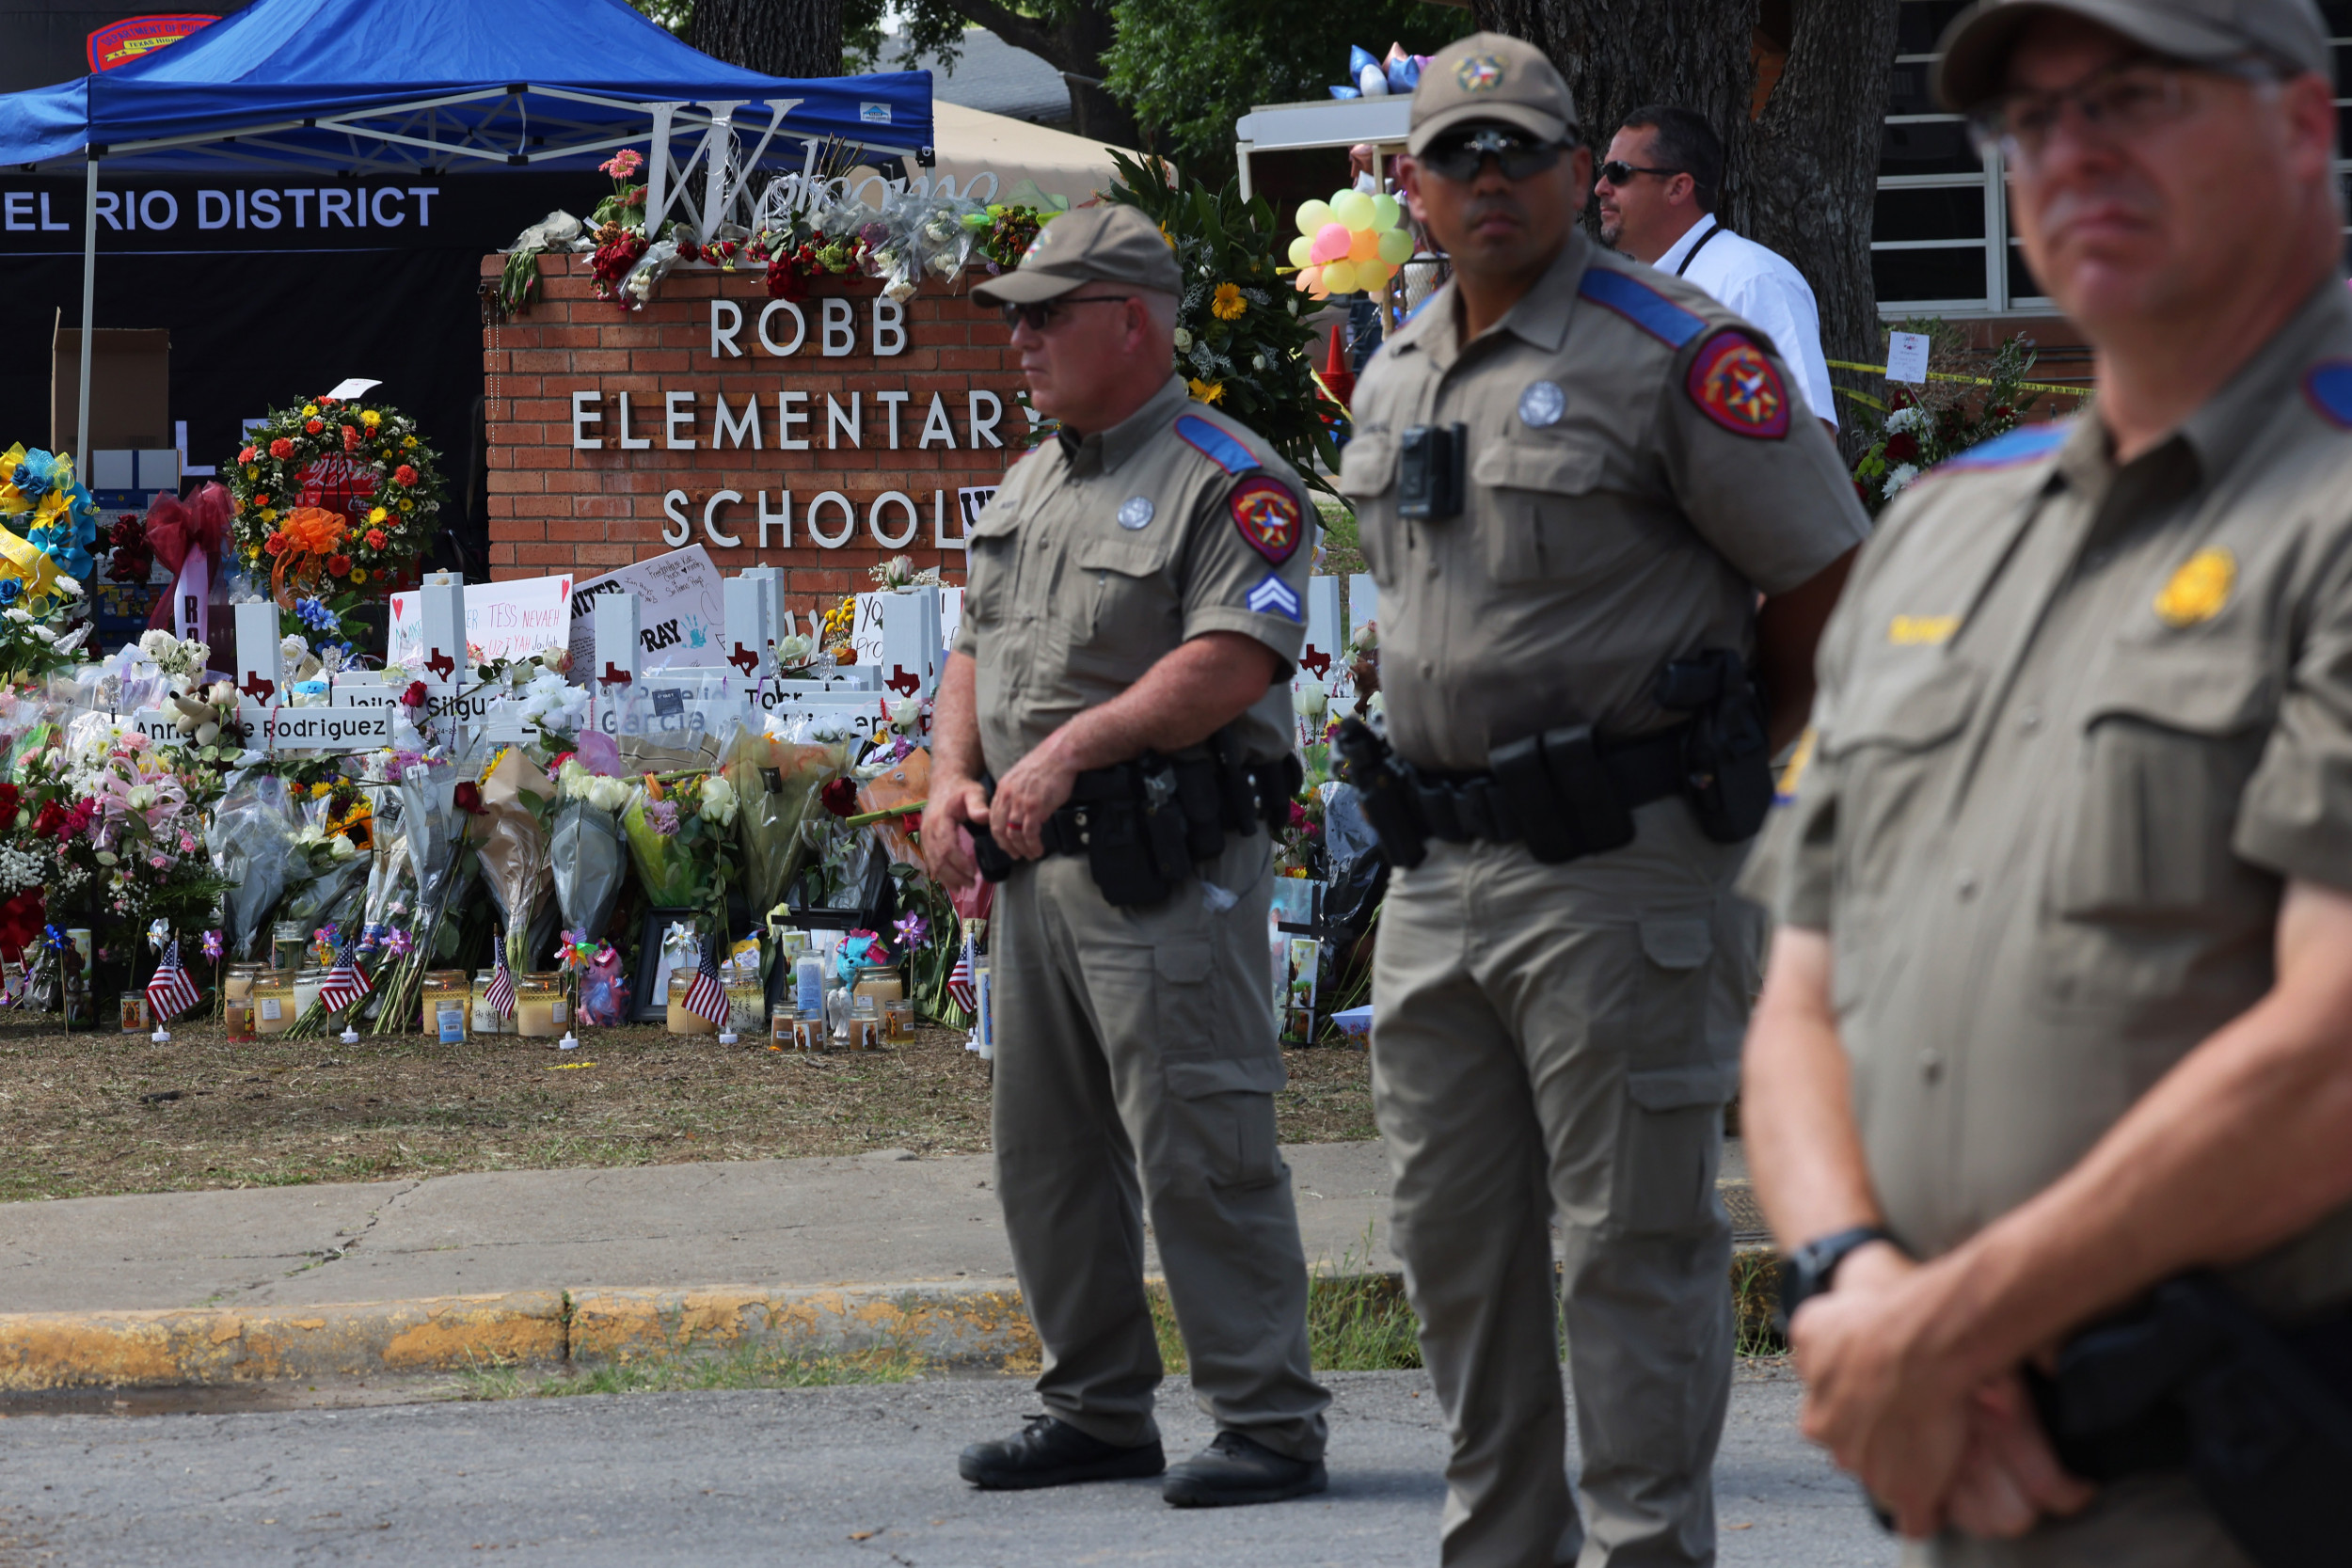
[
  {"xmin": 1934, "ymin": 0, "xmax": 2329, "ymax": 112},
  {"xmin": 1406, "ymin": 32, "xmax": 1579, "ymax": 156},
  {"xmin": 968, "ymin": 204, "xmax": 1181, "ymax": 305}
]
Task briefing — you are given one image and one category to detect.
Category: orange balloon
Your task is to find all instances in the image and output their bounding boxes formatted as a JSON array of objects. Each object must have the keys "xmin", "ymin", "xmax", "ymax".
[{"xmin": 1346, "ymin": 227, "xmax": 1382, "ymax": 265}]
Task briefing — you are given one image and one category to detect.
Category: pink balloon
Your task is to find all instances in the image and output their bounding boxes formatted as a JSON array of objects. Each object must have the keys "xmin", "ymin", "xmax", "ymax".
[{"xmin": 1311, "ymin": 222, "xmax": 1353, "ymax": 264}]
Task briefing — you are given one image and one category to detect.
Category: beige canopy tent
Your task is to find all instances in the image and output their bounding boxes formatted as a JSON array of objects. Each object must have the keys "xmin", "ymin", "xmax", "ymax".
[{"xmin": 927, "ymin": 100, "xmax": 1137, "ymax": 209}]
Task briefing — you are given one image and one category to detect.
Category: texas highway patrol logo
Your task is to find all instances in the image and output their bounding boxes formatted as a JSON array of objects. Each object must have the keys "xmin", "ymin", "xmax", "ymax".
[
  {"xmin": 1230, "ymin": 476, "xmax": 1302, "ymax": 564},
  {"xmin": 1456, "ymin": 55, "xmax": 1503, "ymax": 92},
  {"xmin": 1685, "ymin": 329, "xmax": 1790, "ymax": 439}
]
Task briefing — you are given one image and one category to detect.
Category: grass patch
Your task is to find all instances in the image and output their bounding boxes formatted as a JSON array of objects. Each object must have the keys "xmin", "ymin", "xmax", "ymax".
[
  {"xmin": 1732, "ymin": 1248, "xmax": 1786, "ymax": 1358},
  {"xmin": 457, "ymin": 1339, "xmax": 930, "ymax": 1400}
]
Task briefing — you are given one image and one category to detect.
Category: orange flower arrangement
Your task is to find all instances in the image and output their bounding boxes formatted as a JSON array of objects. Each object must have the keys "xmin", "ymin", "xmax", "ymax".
[{"xmin": 268, "ymin": 505, "xmax": 349, "ymax": 606}]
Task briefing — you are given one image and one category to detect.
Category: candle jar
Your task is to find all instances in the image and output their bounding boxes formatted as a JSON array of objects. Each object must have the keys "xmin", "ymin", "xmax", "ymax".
[
  {"xmin": 791, "ymin": 1013, "xmax": 829, "ymax": 1053},
  {"xmin": 224, "ymin": 962, "xmax": 267, "ymax": 1006},
  {"xmin": 515, "ymin": 974, "xmax": 566, "ymax": 1038},
  {"xmin": 271, "ymin": 920, "xmax": 307, "ymax": 976},
  {"xmin": 882, "ymin": 997, "xmax": 916, "ymax": 1044},
  {"xmin": 252, "ymin": 973, "xmax": 295, "ymax": 1035},
  {"xmin": 119, "ymin": 991, "xmax": 151, "ymax": 1033},
  {"xmin": 724, "ymin": 982, "xmax": 765, "ymax": 1036},
  {"xmin": 667, "ymin": 971, "xmax": 720, "ymax": 1036},
  {"xmin": 294, "ymin": 965, "xmax": 327, "ymax": 1023},
  {"xmin": 225, "ymin": 994, "xmax": 254, "ymax": 1042},
  {"xmin": 421, "ymin": 969, "xmax": 469, "ymax": 1042},
  {"xmin": 851, "ymin": 963, "xmax": 904, "ymax": 1006},
  {"xmin": 65, "ymin": 979, "xmax": 94, "ymax": 1029},
  {"xmin": 471, "ymin": 969, "xmax": 513, "ymax": 1036},
  {"xmin": 768, "ymin": 1007, "xmax": 796, "ymax": 1050},
  {"xmin": 846, "ymin": 994, "xmax": 880, "ymax": 1052}
]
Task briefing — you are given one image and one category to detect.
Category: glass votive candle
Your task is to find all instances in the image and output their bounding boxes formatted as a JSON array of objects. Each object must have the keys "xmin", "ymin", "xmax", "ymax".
[
  {"xmin": 768, "ymin": 1007, "xmax": 795, "ymax": 1050},
  {"xmin": 667, "ymin": 971, "xmax": 720, "ymax": 1036},
  {"xmin": 792, "ymin": 1014, "xmax": 829, "ymax": 1053},
  {"xmin": 294, "ymin": 965, "xmax": 326, "ymax": 1022},
  {"xmin": 119, "ymin": 991, "xmax": 151, "ymax": 1033},
  {"xmin": 845, "ymin": 994, "xmax": 879, "ymax": 1052},
  {"xmin": 882, "ymin": 997, "xmax": 915, "ymax": 1044},
  {"xmin": 471, "ymin": 969, "xmax": 514, "ymax": 1036},
  {"xmin": 724, "ymin": 982, "xmax": 765, "ymax": 1036},
  {"xmin": 225, "ymin": 994, "xmax": 254, "ymax": 1042},
  {"xmin": 252, "ymin": 973, "xmax": 295, "ymax": 1035},
  {"xmin": 223, "ymin": 961, "xmax": 267, "ymax": 1006},
  {"xmin": 421, "ymin": 969, "xmax": 469, "ymax": 1041},
  {"xmin": 271, "ymin": 920, "xmax": 307, "ymax": 976},
  {"xmin": 515, "ymin": 974, "xmax": 566, "ymax": 1038}
]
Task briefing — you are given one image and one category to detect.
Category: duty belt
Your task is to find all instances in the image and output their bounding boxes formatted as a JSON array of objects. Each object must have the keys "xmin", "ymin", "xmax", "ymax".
[{"xmin": 1407, "ymin": 722, "xmax": 1692, "ymax": 847}]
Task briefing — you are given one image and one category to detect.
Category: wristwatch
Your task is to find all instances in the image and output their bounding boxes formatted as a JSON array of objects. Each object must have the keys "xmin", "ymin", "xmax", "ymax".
[{"xmin": 1774, "ymin": 1225, "xmax": 1896, "ymax": 1329}]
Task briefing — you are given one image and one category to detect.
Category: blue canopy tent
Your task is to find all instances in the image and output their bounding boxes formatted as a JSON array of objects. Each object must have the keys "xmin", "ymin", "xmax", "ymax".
[{"xmin": 0, "ymin": 0, "xmax": 932, "ymax": 462}]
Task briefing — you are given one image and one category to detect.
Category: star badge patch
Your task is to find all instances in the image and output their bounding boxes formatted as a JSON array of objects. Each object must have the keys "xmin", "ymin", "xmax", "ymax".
[
  {"xmin": 1685, "ymin": 330, "xmax": 1790, "ymax": 440},
  {"xmin": 1230, "ymin": 476, "xmax": 1302, "ymax": 564}
]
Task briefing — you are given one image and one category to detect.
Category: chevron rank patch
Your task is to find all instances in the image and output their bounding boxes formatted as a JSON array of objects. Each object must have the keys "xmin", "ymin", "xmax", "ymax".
[
  {"xmin": 1686, "ymin": 329, "xmax": 1789, "ymax": 438},
  {"xmin": 1230, "ymin": 477, "xmax": 1302, "ymax": 563},
  {"xmin": 1247, "ymin": 572, "xmax": 1302, "ymax": 621}
]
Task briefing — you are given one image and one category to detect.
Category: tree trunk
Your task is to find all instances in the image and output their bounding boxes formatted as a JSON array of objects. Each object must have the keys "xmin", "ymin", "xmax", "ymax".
[
  {"xmin": 939, "ymin": 0, "xmax": 1141, "ymax": 150},
  {"xmin": 1470, "ymin": 0, "xmax": 1894, "ymax": 445},
  {"xmin": 690, "ymin": 0, "xmax": 842, "ymax": 78}
]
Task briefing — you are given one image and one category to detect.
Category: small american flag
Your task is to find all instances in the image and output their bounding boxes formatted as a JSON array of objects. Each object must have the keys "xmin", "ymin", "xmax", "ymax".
[
  {"xmin": 682, "ymin": 937, "xmax": 728, "ymax": 1026},
  {"xmin": 946, "ymin": 932, "xmax": 977, "ymax": 1016},
  {"xmin": 317, "ymin": 935, "xmax": 373, "ymax": 1014},
  {"xmin": 147, "ymin": 939, "xmax": 201, "ymax": 1023},
  {"xmin": 485, "ymin": 951, "xmax": 516, "ymax": 1019}
]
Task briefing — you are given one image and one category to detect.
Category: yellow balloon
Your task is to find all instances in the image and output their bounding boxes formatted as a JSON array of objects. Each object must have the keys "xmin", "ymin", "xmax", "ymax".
[
  {"xmin": 1331, "ymin": 188, "xmax": 1355, "ymax": 212},
  {"xmin": 1288, "ymin": 234, "xmax": 1315, "ymax": 269},
  {"xmin": 1321, "ymin": 259, "xmax": 1359, "ymax": 295},
  {"xmin": 1370, "ymin": 192, "xmax": 1401, "ymax": 230},
  {"xmin": 1346, "ymin": 226, "xmax": 1381, "ymax": 264},
  {"xmin": 1295, "ymin": 199, "xmax": 1335, "ymax": 238},
  {"xmin": 1376, "ymin": 227, "xmax": 1413, "ymax": 264},
  {"xmin": 1356, "ymin": 260, "xmax": 1392, "ymax": 293},
  {"xmin": 1331, "ymin": 190, "xmax": 1376, "ymax": 231}
]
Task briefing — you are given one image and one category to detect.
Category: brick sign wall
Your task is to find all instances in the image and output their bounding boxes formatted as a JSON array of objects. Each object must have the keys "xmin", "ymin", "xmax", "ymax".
[{"xmin": 481, "ymin": 253, "xmax": 1024, "ymax": 609}]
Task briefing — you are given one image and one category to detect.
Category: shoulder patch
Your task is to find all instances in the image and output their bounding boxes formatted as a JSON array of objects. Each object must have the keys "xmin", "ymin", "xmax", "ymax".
[
  {"xmin": 2304, "ymin": 361, "xmax": 2352, "ymax": 428},
  {"xmin": 1935, "ymin": 422, "xmax": 2070, "ymax": 474},
  {"xmin": 1230, "ymin": 476, "xmax": 1302, "ymax": 564},
  {"xmin": 1685, "ymin": 330, "xmax": 1789, "ymax": 439},
  {"xmin": 1576, "ymin": 266, "xmax": 1707, "ymax": 349},
  {"xmin": 1174, "ymin": 414, "xmax": 1258, "ymax": 475}
]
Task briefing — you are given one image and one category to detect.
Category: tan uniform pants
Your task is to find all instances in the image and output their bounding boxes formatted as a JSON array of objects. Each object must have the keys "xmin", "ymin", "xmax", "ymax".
[
  {"xmin": 1905, "ymin": 1472, "xmax": 2255, "ymax": 1567},
  {"xmin": 991, "ymin": 831, "xmax": 1330, "ymax": 1461},
  {"xmin": 1372, "ymin": 801, "xmax": 1755, "ymax": 1568}
]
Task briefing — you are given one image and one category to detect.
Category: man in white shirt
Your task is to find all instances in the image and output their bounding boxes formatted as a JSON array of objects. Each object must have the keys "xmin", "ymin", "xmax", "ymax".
[{"xmin": 1596, "ymin": 105, "xmax": 1838, "ymax": 436}]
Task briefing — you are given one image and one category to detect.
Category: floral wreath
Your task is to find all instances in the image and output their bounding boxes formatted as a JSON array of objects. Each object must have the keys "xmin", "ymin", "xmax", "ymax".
[{"xmin": 227, "ymin": 394, "xmax": 444, "ymax": 606}]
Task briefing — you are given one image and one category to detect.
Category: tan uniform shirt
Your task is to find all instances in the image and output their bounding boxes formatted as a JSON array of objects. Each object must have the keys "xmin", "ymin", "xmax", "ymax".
[
  {"xmin": 1748, "ymin": 279, "xmax": 2352, "ymax": 1314},
  {"xmin": 955, "ymin": 376, "xmax": 1314, "ymax": 778},
  {"xmin": 1337, "ymin": 230, "xmax": 1867, "ymax": 771}
]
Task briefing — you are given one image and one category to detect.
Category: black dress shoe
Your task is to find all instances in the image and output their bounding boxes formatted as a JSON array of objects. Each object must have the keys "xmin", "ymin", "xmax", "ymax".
[
  {"xmin": 1162, "ymin": 1430, "xmax": 1328, "ymax": 1508},
  {"xmin": 958, "ymin": 1414, "xmax": 1167, "ymax": 1490}
]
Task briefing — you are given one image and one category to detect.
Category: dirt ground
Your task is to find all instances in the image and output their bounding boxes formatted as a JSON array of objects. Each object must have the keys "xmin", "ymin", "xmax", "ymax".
[{"xmin": 0, "ymin": 1016, "xmax": 1378, "ymax": 1204}]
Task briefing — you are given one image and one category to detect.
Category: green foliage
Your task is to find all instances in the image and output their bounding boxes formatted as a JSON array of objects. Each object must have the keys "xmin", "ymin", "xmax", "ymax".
[
  {"xmin": 1848, "ymin": 321, "xmax": 2083, "ymax": 516},
  {"xmin": 1104, "ymin": 149, "xmax": 1343, "ymax": 490},
  {"xmin": 1104, "ymin": 0, "xmax": 1468, "ymax": 180}
]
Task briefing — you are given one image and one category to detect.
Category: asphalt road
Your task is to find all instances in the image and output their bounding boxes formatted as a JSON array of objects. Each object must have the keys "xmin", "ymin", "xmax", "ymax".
[{"xmin": 0, "ymin": 1367, "xmax": 1898, "ymax": 1567}]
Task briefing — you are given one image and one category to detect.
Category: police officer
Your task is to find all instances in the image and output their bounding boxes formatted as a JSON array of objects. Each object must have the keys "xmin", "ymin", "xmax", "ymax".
[
  {"xmin": 920, "ymin": 203, "xmax": 1331, "ymax": 1508},
  {"xmin": 1742, "ymin": 0, "xmax": 2352, "ymax": 1561},
  {"xmin": 1341, "ymin": 32, "xmax": 1869, "ymax": 1567}
]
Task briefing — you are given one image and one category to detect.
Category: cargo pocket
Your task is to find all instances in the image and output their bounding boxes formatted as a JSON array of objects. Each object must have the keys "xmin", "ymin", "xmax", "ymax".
[
  {"xmin": 1163, "ymin": 1055, "xmax": 1286, "ymax": 1190},
  {"xmin": 1613, "ymin": 1063, "xmax": 1734, "ymax": 1235},
  {"xmin": 1062, "ymin": 535, "xmax": 1179, "ymax": 686},
  {"xmin": 1150, "ymin": 938, "xmax": 1216, "ymax": 1059},
  {"xmin": 1470, "ymin": 437, "xmax": 1647, "ymax": 585}
]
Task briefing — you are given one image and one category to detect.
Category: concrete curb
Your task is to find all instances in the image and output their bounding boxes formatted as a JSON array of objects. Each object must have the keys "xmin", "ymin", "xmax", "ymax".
[{"xmin": 0, "ymin": 1281, "xmax": 1041, "ymax": 1391}]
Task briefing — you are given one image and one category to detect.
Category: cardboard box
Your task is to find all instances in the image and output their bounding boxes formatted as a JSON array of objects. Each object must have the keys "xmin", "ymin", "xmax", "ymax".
[{"xmin": 50, "ymin": 318, "xmax": 170, "ymax": 455}]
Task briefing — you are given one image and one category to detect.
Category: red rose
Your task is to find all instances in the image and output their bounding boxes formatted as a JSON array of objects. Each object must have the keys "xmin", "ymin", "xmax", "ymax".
[
  {"xmin": 400, "ymin": 679, "xmax": 427, "ymax": 708},
  {"xmin": 326, "ymin": 554, "xmax": 352, "ymax": 576},
  {"xmin": 31, "ymin": 801, "xmax": 67, "ymax": 838},
  {"xmin": 319, "ymin": 396, "xmax": 339, "ymax": 408},
  {"xmin": 0, "ymin": 889, "xmax": 42, "ymax": 955},
  {"xmin": 238, "ymin": 446, "xmax": 256, "ymax": 463},
  {"xmin": 342, "ymin": 425, "xmax": 360, "ymax": 452},
  {"xmin": 262, "ymin": 534, "xmax": 288, "ymax": 557},
  {"xmin": 0, "ymin": 783, "xmax": 20, "ymax": 820},
  {"xmin": 305, "ymin": 419, "xmax": 324, "ymax": 435},
  {"xmin": 366, "ymin": 529, "xmax": 388, "ymax": 549},
  {"xmin": 269, "ymin": 437, "xmax": 295, "ymax": 460},
  {"xmin": 677, "ymin": 239, "xmax": 702, "ymax": 262},
  {"xmin": 453, "ymin": 782, "xmax": 485, "ymax": 816},
  {"xmin": 1883, "ymin": 432, "xmax": 1920, "ymax": 464},
  {"xmin": 819, "ymin": 777, "xmax": 859, "ymax": 818},
  {"xmin": 393, "ymin": 465, "xmax": 418, "ymax": 487},
  {"xmin": 254, "ymin": 493, "xmax": 271, "ymax": 506}
]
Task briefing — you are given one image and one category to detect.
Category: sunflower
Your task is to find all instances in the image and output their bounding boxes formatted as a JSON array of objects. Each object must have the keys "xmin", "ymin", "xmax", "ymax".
[{"xmin": 1211, "ymin": 282, "xmax": 1246, "ymax": 321}]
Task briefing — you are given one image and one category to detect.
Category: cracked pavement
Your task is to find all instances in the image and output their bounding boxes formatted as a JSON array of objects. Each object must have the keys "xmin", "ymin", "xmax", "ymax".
[
  {"xmin": 0, "ymin": 1144, "xmax": 1398, "ymax": 1313},
  {"xmin": 0, "ymin": 1367, "xmax": 1894, "ymax": 1567}
]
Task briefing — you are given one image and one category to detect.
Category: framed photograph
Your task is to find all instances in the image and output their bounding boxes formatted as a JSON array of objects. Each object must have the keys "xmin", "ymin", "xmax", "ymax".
[
  {"xmin": 631, "ymin": 908, "xmax": 701, "ymax": 1023},
  {"xmin": 1271, "ymin": 878, "xmax": 1323, "ymax": 934}
]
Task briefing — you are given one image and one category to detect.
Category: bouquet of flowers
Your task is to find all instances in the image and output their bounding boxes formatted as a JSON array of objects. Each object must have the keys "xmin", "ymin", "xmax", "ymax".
[
  {"xmin": 227, "ymin": 393, "xmax": 445, "ymax": 610},
  {"xmin": 550, "ymin": 741, "xmax": 631, "ymax": 950},
  {"xmin": 619, "ymin": 763, "xmax": 739, "ymax": 916},
  {"xmin": 473, "ymin": 744, "xmax": 555, "ymax": 974}
]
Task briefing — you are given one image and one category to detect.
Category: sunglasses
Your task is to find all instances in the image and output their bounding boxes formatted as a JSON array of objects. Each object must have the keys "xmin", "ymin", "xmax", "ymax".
[
  {"xmin": 1597, "ymin": 160, "xmax": 1683, "ymax": 186},
  {"xmin": 998, "ymin": 294, "xmax": 1134, "ymax": 332},
  {"xmin": 1417, "ymin": 127, "xmax": 1574, "ymax": 183}
]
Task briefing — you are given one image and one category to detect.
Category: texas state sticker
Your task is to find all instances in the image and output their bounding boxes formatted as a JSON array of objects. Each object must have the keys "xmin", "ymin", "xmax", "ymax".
[
  {"xmin": 1686, "ymin": 329, "xmax": 1790, "ymax": 439},
  {"xmin": 1231, "ymin": 476, "xmax": 1302, "ymax": 564}
]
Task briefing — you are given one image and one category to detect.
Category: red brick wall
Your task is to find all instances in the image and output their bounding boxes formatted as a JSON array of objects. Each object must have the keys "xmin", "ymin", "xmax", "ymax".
[{"xmin": 481, "ymin": 253, "xmax": 1023, "ymax": 611}]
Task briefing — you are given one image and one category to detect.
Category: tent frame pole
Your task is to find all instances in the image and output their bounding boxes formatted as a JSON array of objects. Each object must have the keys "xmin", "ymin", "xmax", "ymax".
[{"xmin": 75, "ymin": 154, "xmax": 97, "ymax": 462}]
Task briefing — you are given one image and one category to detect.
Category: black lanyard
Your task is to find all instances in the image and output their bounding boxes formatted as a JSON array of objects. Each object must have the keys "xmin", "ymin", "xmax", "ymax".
[{"xmin": 1674, "ymin": 219, "xmax": 1722, "ymax": 277}]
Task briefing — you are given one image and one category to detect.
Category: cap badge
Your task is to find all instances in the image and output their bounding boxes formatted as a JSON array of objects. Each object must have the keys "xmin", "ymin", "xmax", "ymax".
[
  {"xmin": 1456, "ymin": 55, "xmax": 1503, "ymax": 92},
  {"xmin": 1117, "ymin": 496, "xmax": 1155, "ymax": 530},
  {"xmin": 2154, "ymin": 547, "xmax": 2234, "ymax": 628},
  {"xmin": 1518, "ymin": 380, "xmax": 1566, "ymax": 428}
]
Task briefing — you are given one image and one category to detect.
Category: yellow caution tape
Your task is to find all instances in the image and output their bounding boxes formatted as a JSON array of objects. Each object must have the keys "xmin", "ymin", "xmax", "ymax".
[{"xmin": 1826, "ymin": 357, "xmax": 2087, "ymax": 399}]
